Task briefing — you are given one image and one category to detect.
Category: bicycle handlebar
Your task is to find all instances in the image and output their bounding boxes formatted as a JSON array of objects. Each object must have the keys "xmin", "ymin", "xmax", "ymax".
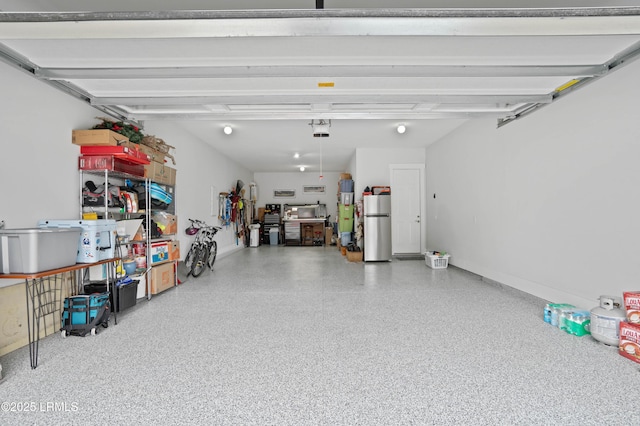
[{"xmin": 187, "ymin": 218, "xmax": 221, "ymax": 232}]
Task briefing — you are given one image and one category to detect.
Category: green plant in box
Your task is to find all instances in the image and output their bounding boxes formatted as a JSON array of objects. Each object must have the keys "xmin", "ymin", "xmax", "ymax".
[{"xmin": 93, "ymin": 117, "xmax": 145, "ymax": 143}]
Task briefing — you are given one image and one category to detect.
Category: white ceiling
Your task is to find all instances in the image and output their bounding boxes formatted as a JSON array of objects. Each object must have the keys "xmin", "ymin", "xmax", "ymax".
[{"xmin": 1, "ymin": 1, "xmax": 640, "ymax": 173}]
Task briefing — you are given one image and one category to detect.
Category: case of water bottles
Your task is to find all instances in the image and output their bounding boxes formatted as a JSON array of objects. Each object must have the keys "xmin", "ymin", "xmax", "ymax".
[{"xmin": 543, "ymin": 303, "xmax": 591, "ymax": 337}]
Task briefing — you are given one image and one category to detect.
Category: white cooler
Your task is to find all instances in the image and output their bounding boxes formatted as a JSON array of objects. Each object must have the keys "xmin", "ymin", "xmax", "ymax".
[{"xmin": 38, "ymin": 219, "xmax": 117, "ymax": 263}]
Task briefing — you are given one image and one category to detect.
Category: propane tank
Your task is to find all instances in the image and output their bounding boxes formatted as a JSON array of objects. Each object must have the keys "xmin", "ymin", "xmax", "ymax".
[{"xmin": 590, "ymin": 295, "xmax": 626, "ymax": 346}]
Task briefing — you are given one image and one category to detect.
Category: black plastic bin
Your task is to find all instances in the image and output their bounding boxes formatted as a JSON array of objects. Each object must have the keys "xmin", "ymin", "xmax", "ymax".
[{"xmin": 84, "ymin": 280, "xmax": 138, "ymax": 313}]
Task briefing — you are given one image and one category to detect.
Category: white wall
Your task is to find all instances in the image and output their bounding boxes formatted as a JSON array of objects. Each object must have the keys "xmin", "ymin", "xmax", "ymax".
[
  {"xmin": 354, "ymin": 147, "xmax": 426, "ymax": 194},
  {"xmin": 0, "ymin": 64, "xmax": 98, "ymax": 227},
  {"xmin": 0, "ymin": 60, "xmax": 252, "ymax": 265},
  {"xmin": 142, "ymin": 121, "xmax": 253, "ymax": 258},
  {"xmin": 426, "ymin": 58, "xmax": 640, "ymax": 309},
  {"xmin": 253, "ymin": 172, "xmax": 341, "ymax": 223}
]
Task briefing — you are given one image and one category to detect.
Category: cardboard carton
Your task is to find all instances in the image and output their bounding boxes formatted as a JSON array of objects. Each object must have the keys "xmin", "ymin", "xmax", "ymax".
[
  {"xmin": 620, "ymin": 322, "xmax": 640, "ymax": 364},
  {"xmin": 150, "ymin": 263, "xmax": 175, "ymax": 294},
  {"xmin": 72, "ymin": 129, "xmax": 129, "ymax": 146},
  {"xmin": 144, "ymin": 162, "xmax": 176, "ymax": 185},
  {"xmin": 623, "ymin": 291, "xmax": 640, "ymax": 324}
]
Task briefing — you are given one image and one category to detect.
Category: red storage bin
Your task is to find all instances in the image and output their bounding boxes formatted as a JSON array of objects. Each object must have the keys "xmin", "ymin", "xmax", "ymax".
[
  {"xmin": 80, "ymin": 145, "xmax": 151, "ymax": 164},
  {"xmin": 371, "ymin": 186, "xmax": 391, "ymax": 195},
  {"xmin": 78, "ymin": 155, "xmax": 145, "ymax": 177}
]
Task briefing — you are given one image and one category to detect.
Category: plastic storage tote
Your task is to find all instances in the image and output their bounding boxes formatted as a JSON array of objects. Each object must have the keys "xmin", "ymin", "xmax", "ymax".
[
  {"xmin": 269, "ymin": 228, "xmax": 279, "ymax": 245},
  {"xmin": 340, "ymin": 179, "xmax": 354, "ymax": 192},
  {"xmin": 338, "ymin": 204, "xmax": 354, "ymax": 232},
  {"xmin": 38, "ymin": 219, "xmax": 117, "ymax": 263},
  {"xmin": 0, "ymin": 228, "xmax": 82, "ymax": 274},
  {"xmin": 84, "ymin": 278, "xmax": 138, "ymax": 313}
]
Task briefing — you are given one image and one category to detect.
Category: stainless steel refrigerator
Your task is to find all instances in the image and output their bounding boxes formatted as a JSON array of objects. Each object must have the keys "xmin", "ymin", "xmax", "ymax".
[{"xmin": 364, "ymin": 195, "xmax": 392, "ymax": 261}]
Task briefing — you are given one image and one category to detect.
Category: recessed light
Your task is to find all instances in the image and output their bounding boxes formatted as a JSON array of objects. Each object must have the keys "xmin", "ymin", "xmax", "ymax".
[
  {"xmin": 299, "ymin": 166, "xmax": 305, "ymax": 172},
  {"xmin": 294, "ymin": 153, "xmax": 300, "ymax": 159},
  {"xmin": 223, "ymin": 125, "xmax": 233, "ymax": 135},
  {"xmin": 397, "ymin": 124, "xmax": 406, "ymax": 134}
]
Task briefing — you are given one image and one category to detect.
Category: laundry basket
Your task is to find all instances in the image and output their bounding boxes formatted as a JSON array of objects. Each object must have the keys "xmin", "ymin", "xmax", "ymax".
[{"xmin": 425, "ymin": 251, "xmax": 450, "ymax": 269}]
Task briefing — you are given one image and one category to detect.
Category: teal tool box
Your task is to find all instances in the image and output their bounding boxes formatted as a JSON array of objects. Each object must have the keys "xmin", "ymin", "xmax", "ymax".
[{"xmin": 61, "ymin": 292, "xmax": 110, "ymax": 337}]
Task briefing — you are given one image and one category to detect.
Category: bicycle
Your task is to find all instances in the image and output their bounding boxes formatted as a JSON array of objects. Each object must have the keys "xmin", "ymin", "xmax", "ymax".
[{"xmin": 184, "ymin": 218, "xmax": 222, "ymax": 277}]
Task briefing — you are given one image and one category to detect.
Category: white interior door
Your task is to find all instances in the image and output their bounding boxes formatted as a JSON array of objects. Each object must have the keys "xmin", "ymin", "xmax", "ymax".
[{"xmin": 390, "ymin": 165, "xmax": 423, "ymax": 254}]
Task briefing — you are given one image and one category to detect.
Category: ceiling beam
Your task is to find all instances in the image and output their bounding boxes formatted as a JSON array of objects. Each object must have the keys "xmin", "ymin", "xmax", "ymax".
[
  {"xmin": 35, "ymin": 64, "xmax": 607, "ymax": 80},
  {"xmin": 91, "ymin": 94, "xmax": 553, "ymax": 106},
  {"xmin": 124, "ymin": 111, "xmax": 508, "ymax": 121},
  {"xmin": 2, "ymin": 8, "xmax": 640, "ymax": 21},
  {"xmin": 498, "ymin": 38, "xmax": 640, "ymax": 127},
  {"xmin": 0, "ymin": 8, "xmax": 639, "ymax": 39}
]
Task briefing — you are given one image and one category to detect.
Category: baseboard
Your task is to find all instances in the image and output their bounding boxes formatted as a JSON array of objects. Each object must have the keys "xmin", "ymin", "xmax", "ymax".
[
  {"xmin": 393, "ymin": 253, "xmax": 424, "ymax": 260},
  {"xmin": 449, "ymin": 259, "xmax": 593, "ymax": 309},
  {"xmin": 479, "ymin": 275, "xmax": 550, "ymax": 306},
  {"xmin": 217, "ymin": 244, "xmax": 245, "ymax": 260}
]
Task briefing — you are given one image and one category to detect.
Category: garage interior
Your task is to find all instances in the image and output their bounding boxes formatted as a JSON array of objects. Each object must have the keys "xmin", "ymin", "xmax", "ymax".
[{"xmin": 0, "ymin": 2, "xmax": 639, "ymax": 424}]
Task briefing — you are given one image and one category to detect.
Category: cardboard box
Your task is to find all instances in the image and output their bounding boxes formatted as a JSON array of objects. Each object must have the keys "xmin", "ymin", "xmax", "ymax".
[
  {"xmin": 134, "ymin": 143, "xmax": 168, "ymax": 164},
  {"xmin": 169, "ymin": 241, "xmax": 180, "ymax": 261},
  {"xmin": 325, "ymin": 226, "xmax": 333, "ymax": 245},
  {"xmin": 150, "ymin": 241, "xmax": 169, "ymax": 264},
  {"xmin": 152, "ymin": 212, "xmax": 177, "ymax": 236},
  {"xmin": 149, "ymin": 262, "xmax": 175, "ymax": 295},
  {"xmin": 144, "ymin": 162, "xmax": 176, "ymax": 185},
  {"xmin": 619, "ymin": 322, "xmax": 640, "ymax": 363},
  {"xmin": 72, "ymin": 129, "xmax": 129, "ymax": 146},
  {"xmin": 346, "ymin": 250, "xmax": 363, "ymax": 262},
  {"xmin": 623, "ymin": 292, "xmax": 640, "ymax": 324}
]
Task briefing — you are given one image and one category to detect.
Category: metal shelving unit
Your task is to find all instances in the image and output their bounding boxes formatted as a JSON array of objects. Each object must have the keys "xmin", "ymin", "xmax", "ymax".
[{"xmin": 80, "ymin": 168, "xmax": 177, "ymax": 301}]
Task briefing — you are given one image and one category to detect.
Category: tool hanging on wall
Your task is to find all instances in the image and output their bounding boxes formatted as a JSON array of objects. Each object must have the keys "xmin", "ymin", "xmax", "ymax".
[
  {"xmin": 235, "ymin": 197, "xmax": 241, "ymax": 245},
  {"xmin": 249, "ymin": 182, "xmax": 258, "ymax": 202},
  {"xmin": 218, "ymin": 192, "xmax": 231, "ymax": 227}
]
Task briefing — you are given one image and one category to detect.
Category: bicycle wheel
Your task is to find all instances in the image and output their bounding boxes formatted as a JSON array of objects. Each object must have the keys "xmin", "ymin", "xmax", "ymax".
[
  {"xmin": 191, "ymin": 246, "xmax": 209, "ymax": 277},
  {"xmin": 207, "ymin": 241, "xmax": 218, "ymax": 269},
  {"xmin": 184, "ymin": 245, "xmax": 197, "ymax": 273}
]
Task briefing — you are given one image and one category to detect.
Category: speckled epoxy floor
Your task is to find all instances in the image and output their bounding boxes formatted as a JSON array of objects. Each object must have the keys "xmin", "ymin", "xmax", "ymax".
[{"xmin": 1, "ymin": 246, "xmax": 639, "ymax": 425}]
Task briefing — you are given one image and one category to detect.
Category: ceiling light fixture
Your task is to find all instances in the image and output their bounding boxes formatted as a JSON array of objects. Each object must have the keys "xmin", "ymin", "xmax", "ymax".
[
  {"xmin": 396, "ymin": 124, "xmax": 406, "ymax": 134},
  {"xmin": 310, "ymin": 119, "xmax": 331, "ymax": 137},
  {"xmin": 223, "ymin": 125, "xmax": 233, "ymax": 135},
  {"xmin": 300, "ymin": 166, "xmax": 305, "ymax": 172},
  {"xmin": 294, "ymin": 153, "xmax": 300, "ymax": 159}
]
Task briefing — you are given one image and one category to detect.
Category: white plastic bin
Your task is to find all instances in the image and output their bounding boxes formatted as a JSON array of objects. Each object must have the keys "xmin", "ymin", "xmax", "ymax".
[
  {"xmin": 249, "ymin": 224, "xmax": 261, "ymax": 247},
  {"xmin": 38, "ymin": 219, "xmax": 117, "ymax": 263},
  {"xmin": 0, "ymin": 228, "xmax": 82, "ymax": 274},
  {"xmin": 340, "ymin": 192, "xmax": 354, "ymax": 205},
  {"xmin": 132, "ymin": 272, "xmax": 147, "ymax": 299}
]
